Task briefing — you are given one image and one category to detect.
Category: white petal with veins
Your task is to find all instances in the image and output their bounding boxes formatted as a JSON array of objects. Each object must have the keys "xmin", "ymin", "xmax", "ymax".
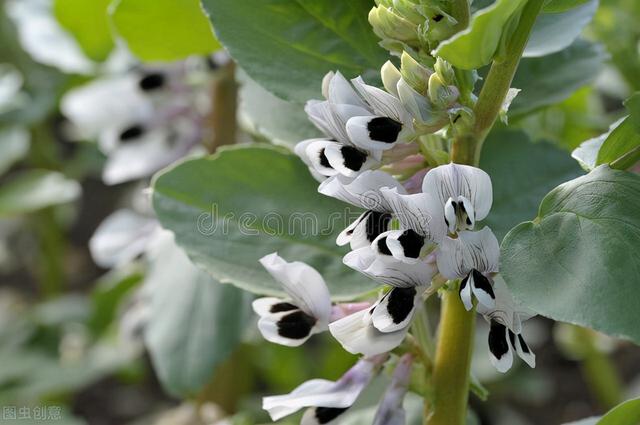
[{"xmin": 436, "ymin": 227, "xmax": 500, "ymax": 279}]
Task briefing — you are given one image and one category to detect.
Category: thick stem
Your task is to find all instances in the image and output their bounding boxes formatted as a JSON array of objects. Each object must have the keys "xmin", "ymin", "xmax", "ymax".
[
  {"xmin": 451, "ymin": 0, "xmax": 546, "ymax": 165},
  {"xmin": 205, "ymin": 61, "xmax": 238, "ymax": 153},
  {"xmin": 426, "ymin": 3, "xmax": 545, "ymax": 423},
  {"xmin": 425, "ymin": 288, "xmax": 476, "ymax": 425}
]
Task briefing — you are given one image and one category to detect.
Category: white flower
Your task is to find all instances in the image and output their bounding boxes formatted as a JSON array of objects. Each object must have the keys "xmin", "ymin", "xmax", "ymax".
[
  {"xmin": 318, "ymin": 170, "xmax": 405, "ymax": 249},
  {"xmin": 422, "ymin": 163, "xmax": 492, "ymax": 234},
  {"xmin": 252, "ymin": 253, "xmax": 332, "ymax": 347},
  {"xmin": 480, "ymin": 276, "xmax": 536, "ymax": 373},
  {"xmin": 437, "ymin": 227, "xmax": 500, "ymax": 311},
  {"xmin": 263, "ymin": 355, "xmax": 386, "ymax": 422},
  {"xmin": 296, "ymin": 71, "xmax": 415, "ymax": 178},
  {"xmin": 373, "ymin": 354, "xmax": 413, "ymax": 425},
  {"xmin": 329, "ymin": 282, "xmax": 427, "ymax": 356}
]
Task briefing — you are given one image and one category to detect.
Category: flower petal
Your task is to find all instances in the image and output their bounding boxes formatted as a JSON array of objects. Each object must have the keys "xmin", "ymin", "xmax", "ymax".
[
  {"xmin": 259, "ymin": 253, "xmax": 332, "ymax": 323},
  {"xmin": 324, "ymin": 143, "xmax": 376, "ymax": 177},
  {"xmin": 302, "ymin": 407, "xmax": 350, "ymax": 425},
  {"xmin": 385, "ymin": 228, "xmax": 425, "ymax": 263},
  {"xmin": 256, "ymin": 310, "xmax": 317, "ymax": 347},
  {"xmin": 344, "ymin": 247, "xmax": 437, "ymax": 288},
  {"xmin": 380, "ymin": 188, "xmax": 446, "ymax": 242},
  {"xmin": 381, "ymin": 61, "xmax": 401, "ymax": 98},
  {"xmin": 459, "ymin": 275, "xmax": 474, "ymax": 311},
  {"xmin": 318, "ymin": 170, "xmax": 405, "ymax": 211},
  {"xmin": 477, "ymin": 275, "xmax": 534, "ymax": 333},
  {"xmin": 326, "ymin": 71, "xmax": 369, "ymax": 109},
  {"xmin": 338, "ymin": 211, "xmax": 392, "ymax": 250},
  {"xmin": 371, "ymin": 287, "xmax": 419, "ymax": 333},
  {"xmin": 263, "ymin": 356, "xmax": 378, "ymax": 420},
  {"xmin": 488, "ymin": 321, "xmax": 513, "ymax": 373},
  {"xmin": 351, "ymin": 76, "xmax": 410, "ymax": 123},
  {"xmin": 436, "ymin": 227, "xmax": 500, "ymax": 279},
  {"xmin": 469, "ymin": 269, "xmax": 496, "ymax": 311},
  {"xmin": 512, "ymin": 332, "xmax": 536, "ymax": 368},
  {"xmin": 422, "ymin": 163, "xmax": 493, "ymax": 222},
  {"xmin": 372, "ymin": 354, "xmax": 412, "ymax": 425},
  {"xmin": 305, "ymin": 139, "xmax": 340, "ymax": 177},
  {"xmin": 346, "ymin": 115, "xmax": 404, "ymax": 151},
  {"xmin": 329, "ymin": 308, "xmax": 408, "ymax": 357}
]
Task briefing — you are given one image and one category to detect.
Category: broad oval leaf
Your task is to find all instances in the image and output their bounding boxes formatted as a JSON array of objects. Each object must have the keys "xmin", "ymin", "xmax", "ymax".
[
  {"xmin": 434, "ymin": 0, "xmax": 528, "ymax": 70},
  {"xmin": 563, "ymin": 398, "xmax": 640, "ymax": 425},
  {"xmin": 152, "ymin": 145, "xmax": 377, "ymax": 299},
  {"xmin": 53, "ymin": 0, "xmax": 114, "ymax": 61},
  {"xmin": 524, "ymin": 0, "xmax": 598, "ymax": 57},
  {"xmin": 202, "ymin": 0, "xmax": 388, "ymax": 102},
  {"xmin": 480, "ymin": 129, "xmax": 583, "ymax": 240},
  {"xmin": 111, "ymin": 0, "xmax": 220, "ymax": 62},
  {"xmin": 145, "ymin": 234, "xmax": 251, "ymax": 397},
  {"xmin": 511, "ymin": 39, "xmax": 606, "ymax": 117},
  {"xmin": 501, "ymin": 166, "xmax": 640, "ymax": 344},
  {"xmin": 0, "ymin": 170, "xmax": 81, "ymax": 216},
  {"xmin": 238, "ymin": 69, "xmax": 321, "ymax": 147},
  {"xmin": 544, "ymin": 0, "xmax": 592, "ymax": 13}
]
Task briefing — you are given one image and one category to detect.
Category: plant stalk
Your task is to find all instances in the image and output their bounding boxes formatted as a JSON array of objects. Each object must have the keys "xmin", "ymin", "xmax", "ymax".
[
  {"xmin": 426, "ymin": 2, "xmax": 545, "ymax": 423},
  {"xmin": 425, "ymin": 288, "xmax": 476, "ymax": 425},
  {"xmin": 205, "ymin": 61, "xmax": 238, "ymax": 153},
  {"xmin": 451, "ymin": 0, "xmax": 546, "ymax": 165}
]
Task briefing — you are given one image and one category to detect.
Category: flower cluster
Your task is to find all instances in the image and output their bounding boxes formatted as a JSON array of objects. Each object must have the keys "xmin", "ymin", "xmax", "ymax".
[
  {"xmin": 252, "ymin": 70, "xmax": 535, "ymax": 423},
  {"xmin": 61, "ymin": 53, "xmax": 227, "ymax": 185}
]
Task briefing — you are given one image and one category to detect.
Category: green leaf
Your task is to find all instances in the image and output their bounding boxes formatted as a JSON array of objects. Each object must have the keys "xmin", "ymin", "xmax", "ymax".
[
  {"xmin": 510, "ymin": 39, "xmax": 606, "ymax": 117},
  {"xmin": 110, "ymin": 0, "xmax": 221, "ymax": 62},
  {"xmin": 597, "ymin": 93, "xmax": 640, "ymax": 166},
  {"xmin": 572, "ymin": 93, "xmax": 640, "ymax": 171},
  {"xmin": 596, "ymin": 398, "xmax": 640, "ymax": 425},
  {"xmin": 53, "ymin": 0, "xmax": 114, "ymax": 61},
  {"xmin": 237, "ymin": 69, "xmax": 321, "ymax": 147},
  {"xmin": 480, "ymin": 129, "xmax": 583, "ymax": 241},
  {"xmin": 202, "ymin": 0, "xmax": 388, "ymax": 102},
  {"xmin": 144, "ymin": 235, "xmax": 250, "ymax": 397},
  {"xmin": 0, "ymin": 127, "xmax": 29, "ymax": 176},
  {"xmin": 525, "ymin": 0, "xmax": 598, "ymax": 57},
  {"xmin": 0, "ymin": 170, "xmax": 80, "ymax": 216},
  {"xmin": 152, "ymin": 145, "xmax": 376, "ymax": 299},
  {"xmin": 434, "ymin": 0, "xmax": 528, "ymax": 70},
  {"xmin": 501, "ymin": 166, "xmax": 640, "ymax": 344}
]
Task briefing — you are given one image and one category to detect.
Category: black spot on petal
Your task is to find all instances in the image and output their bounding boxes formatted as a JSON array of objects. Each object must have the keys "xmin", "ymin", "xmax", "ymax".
[
  {"xmin": 471, "ymin": 269, "xmax": 495, "ymax": 300},
  {"xmin": 433, "ymin": 14, "xmax": 444, "ymax": 22},
  {"xmin": 386, "ymin": 287, "xmax": 417, "ymax": 324},
  {"xmin": 119, "ymin": 124, "xmax": 144, "ymax": 142},
  {"xmin": 139, "ymin": 72, "xmax": 166, "ymax": 91},
  {"xmin": 518, "ymin": 334, "xmax": 531, "ymax": 354},
  {"xmin": 341, "ymin": 146, "xmax": 368, "ymax": 171},
  {"xmin": 489, "ymin": 321, "xmax": 509, "ymax": 360},
  {"xmin": 397, "ymin": 229, "xmax": 424, "ymax": 258},
  {"xmin": 270, "ymin": 302, "xmax": 298, "ymax": 313},
  {"xmin": 277, "ymin": 310, "xmax": 316, "ymax": 340},
  {"xmin": 377, "ymin": 237, "xmax": 392, "ymax": 256},
  {"xmin": 319, "ymin": 148, "xmax": 332, "ymax": 169},
  {"xmin": 315, "ymin": 407, "xmax": 349, "ymax": 424},
  {"xmin": 508, "ymin": 330, "xmax": 517, "ymax": 348},
  {"xmin": 365, "ymin": 211, "xmax": 392, "ymax": 242},
  {"xmin": 367, "ymin": 117, "xmax": 402, "ymax": 144}
]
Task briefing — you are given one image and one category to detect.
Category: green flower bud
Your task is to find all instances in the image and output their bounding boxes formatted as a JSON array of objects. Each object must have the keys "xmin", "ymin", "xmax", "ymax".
[
  {"xmin": 434, "ymin": 57, "xmax": 455, "ymax": 85},
  {"xmin": 427, "ymin": 73, "xmax": 458, "ymax": 108},
  {"xmin": 400, "ymin": 51, "xmax": 432, "ymax": 94},
  {"xmin": 369, "ymin": 5, "xmax": 419, "ymax": 44},
  {"xmin": 381, "ymin": 61, "xmax": 402, "ymax": 96}
]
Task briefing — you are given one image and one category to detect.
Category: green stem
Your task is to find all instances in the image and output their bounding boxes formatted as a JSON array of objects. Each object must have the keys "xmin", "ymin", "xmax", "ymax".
[
  {"xmin": 425, "ymin": 288, "xmax": 476, "ymax": 425},
  {"xmin": 426, "ymin": 2, "xmax": 545, "ymax": 423},
  {"xmin": 451, "ymin": 0, "xmax": 546, "ymax": 165}
]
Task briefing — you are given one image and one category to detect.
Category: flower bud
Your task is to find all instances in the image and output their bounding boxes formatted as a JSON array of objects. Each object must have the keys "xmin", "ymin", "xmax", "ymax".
[
  {"xmin": 369, "ymin": 5, "xmax": 419, "ymax": 45},
  {"xmin": 434, "ymin": 57, "xmax": 455, "ymax": 85},
  {"xmin": 400, "ymin": 51, "xmax": 432, "ymax": 94},
  {"xmin": 427, "ymin": 73, "xmax": 459, "ymax": 108},
  {"xmin": 381, "ymin": 61, "xmax": 402, "ymax": 96}
]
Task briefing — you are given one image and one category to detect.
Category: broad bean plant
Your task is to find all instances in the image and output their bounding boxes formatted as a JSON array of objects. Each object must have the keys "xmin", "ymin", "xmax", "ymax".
[{"xmin": 2, "ymin": 0, "xmax": 640, "ymax": 424}]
